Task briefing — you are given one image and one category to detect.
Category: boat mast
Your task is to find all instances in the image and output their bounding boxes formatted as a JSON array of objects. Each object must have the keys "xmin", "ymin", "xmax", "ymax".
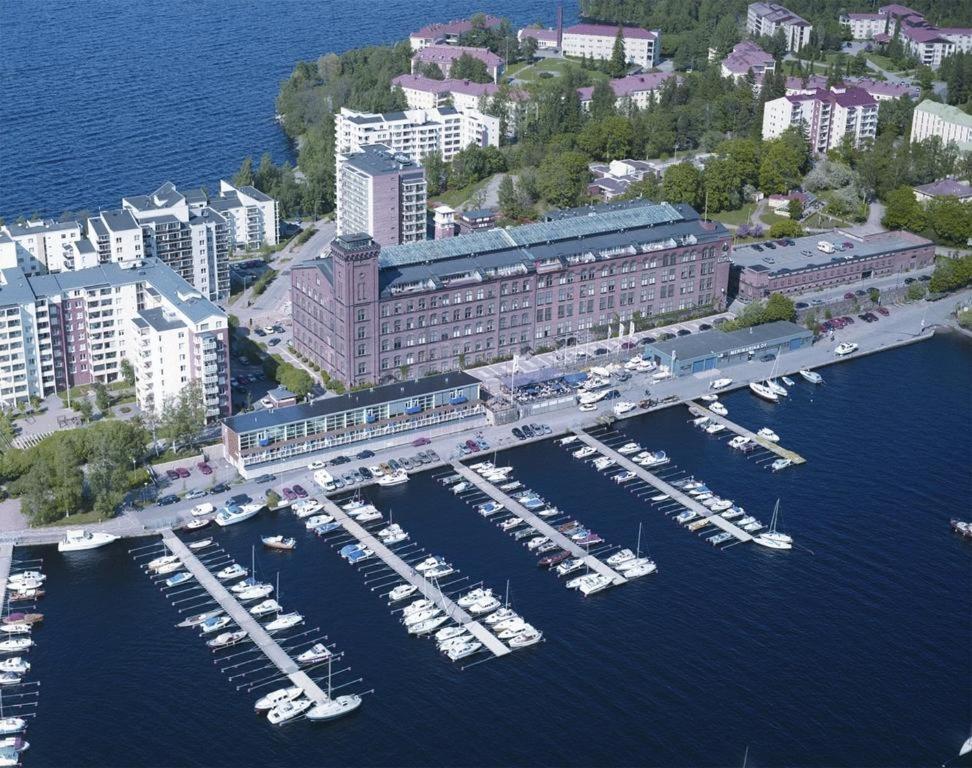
[
  {"xmin": 770, "ymin": 499, "xmax": 780, "ymax": 535},
  {"xmin": 635, "ymin": 522, "xmax": 642, "ymax": 558}
]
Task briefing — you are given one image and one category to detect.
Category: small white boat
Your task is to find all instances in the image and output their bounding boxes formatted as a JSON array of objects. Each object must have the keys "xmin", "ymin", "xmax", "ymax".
[
  {"xmin": 187, "ymin": 538, "xmax": 213, "ymax": 551},
  {"xmin": 293, "ymin": 500, "xmax": 323, "ymax": 518},
  {"xmin": 216, "ymin": 564, "xmax": 247, "ymax": 581},
  {"xmin": 237, "ymin": 583, "xmax": 274, "ymax": 601},
  {"xmin": 6, "ymin": 572, "xmax": 44, "ymax": 587},
  {"xmin": 835, "ymin": 342, "xmax": 858, "ymax": 356},
  {"xmin": 0, "ymin": 659, "xmax": 28, "ymax": 676},
  {"xmin": 572, "ymin": 446, "xmax": 596, "ymax": 459},
  {"xmin": 708, "ymin": 402, "xmax": 728, "ymax": 416},
  {"xmin": 249, "ymin": 599, "xmax": 282, "ymax": 617},
  {"xmin": 306, "ymin": 694, "xmax": 362, "ymax": 721},
  {"xmin": 383, "ymin": 532, "xmax": 408, "ymax": 545},
  {"xmin": 617, "ymin": 557, "xmax": 657, "ymax": 575},
  {"xmin": 613, "ymin": 471, "xmax": 636, "ymax": 483},
  {"xmin": 705, "ymin": 423, "xmax": 726, "ymax": 434},
  {"xmin": 438, "ymin": 635, "xmax": 473, "ymax": 653},
  {"xmin": 771, "ymin": 458, "xmax": 792, "ymax": 472},
  {"xmin": 728, "ymin": 435, "xmax": 751, "ymax": 450},
  {"xmin": 457, "ymin": 588, "xmax": 492, "ymax": 608},
  {"xmin": 355, "ymin": 507, "xmax": 383, "ymax": 523},
  {"xmin": 650, "ymin": 493, "xmax": 669, "ymax": 502},
  {"xmin": 753, "ymin": 499, "xmax": 794, "ymax": 550},
  {"xmin": 304, "ymin": 515, "xmax": 334, "ymax": 530},
  {"xmin": 206, "ymin": 630, "xmax": 247, "ymax": 649},
  {"xmin": 500, "ymin": 517, "xmax": 523, "ymax": 531},
  {"xmin": 177, "ymin": 609, "xmax": 223, "ymax": 628},
  {"xmin": 765, "ymin": 378, "xmax": 788, "ymax": 397},
  {"xmin": 403, "ymin": 598, "xmax": 434, "ymax": 616},
  {"xmin": 214, "ymin": 505, "xmax": 260, "ymax": 527},
  {"xmin": 0, "ymin": 676, "xmax": 20, "ymax": 688},
  {"xmin": 446, "ymin": 641, "xmax": 483, "ymax": 661},
  {"xmin": 154, "ymin": 560, "xmax": 183, "ymax": 576},
  {"xmin": 509, "ymin": 626, "xmax": 543, "ymax": 648},
  {"xmin": 0, "ymin": 640, "xmax": 30, "ymax": 656},
  {"xmin": 0, "ymin": 718, "xmax": 25, "ymax": 736},
  {"xmin": 147, "ymin": 555, "xmax": 180, "ymax": 571},
  {"xmin": 377, "ymin": 470, "xmax": 409, "ymax": 486},
  {"xmin": 577, "ymin": 574, "xmax": 613, "ymax": 596},
  {"xmin": 592, "ymin": 456, "xmax": 615, "ymax": 471},
  {"xmin": 606, "ymin": 549, "xmax": 635, "ymax": 567},
  {"xmin": 262, "ymin": 536, "xmax": 296, "ymax": 551},
  {"xmin": 613, "ymin": 401, "xmax": 636, "ymax": 415},
  {"xmin": 782, "ymin": 376, "xmax": 795, "ymax": 387},
  {"xmin": 0, "ymin": 626, "xmax": 28, "ymax": 637},
  {"xmin": 57, "ymin": 529, "xmax": 118, "ymax": 552},
  {"xmin": 403, "ymin": 608, "xmax": 441, "ymax": 627},
  {"xmin": 255, "ymin": 686, "xmax": 303, "ymax": 712},
  {"xmin": 425, "ymin": 563, "xmax": 455, "ymax": 579},
  {"xmin": 414, "ymin": 556, "xmax": 446, "ymax": 573},
  {"xmin": 799, "ymin": 369, "xmax": 823, "ymax": 384},
  {"xmin": 388, "ymin": 584, "xmax": 417, "ymax": 602},
  {"xmin": 700, "ymin": 394, "xmax": 718, "ymax": 403},
  {"xmin": 555, "ymin": 558, "xmax": 585, "ymax": 576},
  {"xmin": 435, "ymin": 626, "xmax": 466, "ymax": 643},
  {"xmin": 709, "ymin": 378, "xmax": 732, "ymax": 390},
  {"xmin": 199, "ymin": 615, "xmax": 231, "ymax": 634},
  {"xmin": 408, "ymin": 615, "xmax": 449, "ymax": 635},
  {"xmin": 296, "ymin": 643, "xmax": 332, "ymax": 665},
  {"xmin": 757, "ymin": 427, "xmax": 780, "ymax": 442},
  {"xmin": 164, "ymin": 572, "xmax": 194, "ymax": 588},
  {"xmin": 617, "ymin": 442, "xmax": 641, "ymax": 455},
  {"xmin": 265, "ymin": 612, "xmax": 304, "ymax": 633},
  {"xmin": 484, "ymin": 608, "xmax": 517, "ymax": 625},
  {"xmin": 749, "ymin": 381, "xmax": 778, "ymax": 402},
  {"xmin": 184, "ymin": 518, "xmax": 209, "ymax": 531},
  {"xmin": 468, "ymin": 596, "xmax": 501, "ymax": 615},
  {"xmin": 267, "ymin": 697, "xmax": 311, "ymax": 725}
]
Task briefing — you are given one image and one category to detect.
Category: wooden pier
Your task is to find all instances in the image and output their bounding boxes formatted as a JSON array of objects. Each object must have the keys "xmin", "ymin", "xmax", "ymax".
[
  {"xmin": 318, "ymin": 499, "xmax": 510, "ymax": 657},
  {"xmin": 160, "ymin": 530, "xmax": 329, "ymax": 703},
  {"xmin": 450, "ymin": 462, "xmax": 629, "ymax": 585},
  {"xmin": 0, "ymin": 543, "xmax": 13, "ymax": 610},
  {"xmin": 570, "ymin": 430, "xmax": 754, "ymax": 543},
  {"xmin": 688, "ymin": 402, "xmax": 806, "ymax": 465}
]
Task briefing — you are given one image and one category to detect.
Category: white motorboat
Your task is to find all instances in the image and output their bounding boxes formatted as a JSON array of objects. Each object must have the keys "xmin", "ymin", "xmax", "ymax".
[
  {"xmin": 446, "ymin": 641, "xmax": 483, "ymax": 661},
  {"xmin": 190, "ymin": 502, "xmax": 215, "ymax": 518},
  {"xmin": 6, "ymin": 572, "xmax": 44, "ymax": 587},
  {"xmin": 304, "ymin": 515, "xmax": 334, "ymax": 530},
  {"xmin": 636, "ymin": 450, "xmax": 669, "ymax": 468},
  {"xmin": 705, "ymin": 422, "xmax": 726, "ymax": 434},
  {"xmin": 555, "ymin": 558, "xmax": 585, "ymax": 576},
  {"xmin": 782, "ymin": 376, "xmax": 795, "ymax": 387},
  {"xmin": 835, "ymin": 342, "xmax": 858, "ymax": 356},
  {"xmin": 526, "ymin": 536, "xmax": 549, "ymax": 551},
  {"xmin": 499, "ymin": 517, "xmax": 523, "ymax": 531},
  {"xmin": 306, "ymin": 694, "xmax": 362, "ymax": 721},
  {"xmin": 753, "ymin": 499, "xmax": 794, "ymax": 550},
  {"xmin": 435, "ymin": 626, "xmax": 466, "ymax": 643},
  {"xmin": 477, "ymin": 501, "xmax": 504, "ymax": 517},
  {"xmin": 700, "ymin": 394, "xmax": 719, "ymax": 404},
  {"xmin": 57, "ymin": 529, "xmax": 118, "ymax": 552},
  {"xmin": 728, "ymin": 435, "xmax": 751, "ymax": 450},
  {"xmin": 216, "ymin": 564, "xmax": 247, "ymax": 581},
  {"xmin": 154, "ymin": 560, "xmax": 183, "ymax": 576},
  {"xmin": 184, "ymin": 518, "xmax": 209, "ymax": 531},
  {"xmin": 606, "ymin": 549, "xmax": 635, "ymax": 567},
  {"xmin": 483, "ymin": 607, "xmax": 517, "ymax": 625},
  {"xmin": 377, "ymin": 523, "xmax": 405, "ymax": 540},
  {"xmin": 0, "ymin": 626, "xmax": 28, "ymax": 638},
  {"xmin": 709, "ymin": 377, "xmax": 732, "ymax": 390},
  {"xmin": 799, "ymin": 369, "xmax": 823, "ymax": 384},
  {"xmin": 495, "ymin": 619, "xmax": 527, "ymax": 638},
  {"xmin": 267, "ymin": 697, "xmax": 312, "ymax": 725},
  {"xmin": 613, "ymin": 471, "xmax": 636, "ymax": 483},
  {"xmin": 403, "ymin": 608, "xmax": 441, "ymax": 628},
  {"xmin": 293, "ymin": 500, "xmax": 323, "ymax": 518},
  {"xmin": 457, "ymin": 588, "xmax": 492, "ymax": 608},
  {"xmin": 237, "ymin": 583, "xmax": 274, "ymax": 601},
  {"xmin": 164, "ymin": 572, "xmax": 194, "ymax": 588},
  {"xmin": 0, "ymin": 719, "xmax": 25, "ymax": 737},
  {"xmin": 617, "ymin": 442, "xmax": 642, "ymax": 455},
  {"xmin": 255, "ymin": 686, "xmax": 303, "ymax": 712},
  {"xmin": 383, "ymin": 531, "xmax": 408, "ymax": 545},
  {"xmin": 177, "ymin": 609, "xmax": 223, "ymax": 628},
  {"xmin": 262, "ymin": 535, "xmax": 296, "ymax": 551},
  {"xmin": 558, "ymin": 435, "xmax": 578, "ymax": 445},
  {"xmin": 207, "ymin": 630, "xmax": 247, "ymax": 649},
  {"xmin": 468, "ymin": 596, "xmax": 501, "ymax": 615},
  {"xmin": 572, "ymin": 446, "xmax": 596, "ymax": 459},
  {"xmin": 765, "ymin": 378, "xmax": 788, "ymax": 397},
  {"xmin": 622, "ymin": 561, "xmax": 658, "ymax": 578},
  {"xmin": 414, "ymin": 556, "xmax": 446, "ymax": 573},
  {"xmin": 708, "ymin": 402, "xmax": 728, "ymax": 416},
  {"xmin": 199, "ymin": 615, "xmax": 231, "ymax": 634},
  {"xmin": 650, "ymin": 493, "xmax": 669, "ymax": 502},
  {"xmin": 147, "ymin": 555, "xmax": 180, "ymax": 571},
  {"xmin": 4, "ymin": 577, "xmax": 40, "ymax": 591},
  {"xmin": 0, "ymin": 677, "xmax": 19, "ymax": 688},
  {"xmin": 377, "ymin": 470, "xmax": 409, "ymax": 486},
  {"xmin": 187, "ymin": 538, "xmax": 214, "ymax": 551},
  {"xmin": 577, "ymin": 574, "xmax": 612, "ymax": 596},
  {"xmin": 757, "ymin": 427, "xmax": 780, "ymax": 442},
  {"xmin": 355, "ymin": 507, "xmax": 383, "ymax": 523},
  {"xmin": 407, "ymin": 615, "xmax": 449, "ymax": 635},
  {"xmin": 771, "ymin": 458, "xmax": 792, "ymax": 472},
  {"xmin": 265, "ymin": 612, "xmax": 304, "ymax": 633},
  {"xmin": 592, "ymin": 456, "xmax": 615, "ymax": 471},
  {"xmin": 451, "ymin": 482, "xmax": 471, "ymax": 494},
  {"xmin": 388, "ymin": 584, "xmax": 418, "ymax": 602},
  {"xmin": 402, "ymin": 598, "xmax": 434, "ymax": 617},
  {"xmin": 249, "ymin": 599, "xmax": 282, "ymax": 618},
  {"xmin": 509, "ymin": 626, "xmax": 543, "ymax": 648},
  {"xmin": 438, "ymin": 635, "xmax": 473, "ymax": 653},
  {"xmin": 214, "ymin": 504, "xmax": 260, "ymax": 527},
  {"xmin": 0, "ymin": 660, "xmax": 27, "ymax": 676},
  {"xmin": 296, "ymin": 643, "xmax": 332, "ymax": 665},
  {"xmin": 749, "ymin": 381, "xmax": 779, "ymax": 402},
  {"xmin": 613, "ymin": 401, "xmax": 636, "ymax": 415}
]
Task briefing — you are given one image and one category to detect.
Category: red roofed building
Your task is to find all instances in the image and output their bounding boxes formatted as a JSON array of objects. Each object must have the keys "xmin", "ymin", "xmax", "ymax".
[
  {"xmin": 763, "ymin": 87, "xmax": 879, "ymax": 153},
  {"xmin": 411, "ymin": 45, "xmax": 504, "ymax": 83},
  {"xmin": 410, "ymin": 15, "xmax": 503, "ymax": 51},
  {"xmin": 577, "ymin": 72, "xmax": 679, "ymax": 110},
  {"xmin": 562, "ymin": 23, "xmax": 660, "ymax": 68},
  {"xmin": 720, "ymin": 41, "xmax": 776, "ymax": 88},
  {"xmin": 517, "ymin": 26, "xmax": 560, "ymax": 51}
]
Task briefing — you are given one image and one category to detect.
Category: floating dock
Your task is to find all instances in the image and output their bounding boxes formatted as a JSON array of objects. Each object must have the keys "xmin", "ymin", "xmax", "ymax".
[
  {"xmin": 450, "ymin": 462, "xmax": 628, "ymax": 585},
  {"xmin": 317, "ymin": 499, "xmax": 510, "ymax": 657},
  {"xmin": 0, "ymin": 543, "xmax": 12, "ymax": 609},
  {"xmin": 160, "ymin": 530, "xmax": 329, "ymax": 702},
  {"xmin": 689, "ymin": 402, "xmax": 806, "ymax": 465},
  {"xmin": 570, "ymin": 430, "xmax": 754, "ymax": 543}
]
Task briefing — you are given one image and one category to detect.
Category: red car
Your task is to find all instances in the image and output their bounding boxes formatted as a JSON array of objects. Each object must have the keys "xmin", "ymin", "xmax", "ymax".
[
  {"xmin": 412, "ymin": 437, "xmax": 431, "ymax": 447},
  {"xmin": 197, "ymin": 461, "xmax": 213, "ymax": 475},
  {"xmin": 876, "ymin": 306, "xmax": 889, "ymax": 316},
  {"xmin": 293, "ymin": 484, "xmax": 308, "ymax": 498},
  {"xmin": 165, "ymin": 469, "xmax": 179, "ymax": 481},
  {"xmin": 843, "ymin": 292, "xmax": 855, "ymax": 300},
  {"xmin": 175, "ymin": 467, "xmax": 190, "ymax": 478},
  {"xmin": 281, "ymin": 487, "xmax": 296, "ymax": 501},
  {"xmin": 465, "ymin": 439, "xmax": 480, "ymax": 452}
]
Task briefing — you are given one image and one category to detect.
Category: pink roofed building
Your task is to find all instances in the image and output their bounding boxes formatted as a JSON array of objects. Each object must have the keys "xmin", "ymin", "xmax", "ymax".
[
  {"xmin": 562, "ymin": 23, "xmax": 660, "ymax": 68},
  {"xmin": 763, "ymin": 87, "xmax": 879, "ymax": 153},
  {"xmin": 411, "ymin": 45, "xmax": 505, "ymax": 83},
  {"xmin": 391, "ymin": 74, "xmax": 526, "ymax": 138},
  {"xmin": 517, "ymin": 26, "xmax": 560, "ymax": 51},
  {"xmin": 410, "ymin": 15, "xmax": 504, "ymax": 51},
  {"xmin": 577, "ymin": 72, "xmax": 679, "ymax": 110},
  {"xmin": 720, "ymin": 41, "xmax": 776, "ymax": 86},
  {"xmin": 785, "ymin": 75, "xmax": 919, "ymax": 101}
]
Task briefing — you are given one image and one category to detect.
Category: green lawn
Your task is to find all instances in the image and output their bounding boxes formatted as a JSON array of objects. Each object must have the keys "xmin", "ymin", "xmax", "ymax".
[
  {"xmin": 40, "ymin": 509, "xmax": 111, "ymax": 528},
  {"xmin": 865, "ymin": 53, "xmax": 911, "ymax": 74},
  {"xmin": 512, "ymin": 57, "xmax": 606, "ymax": 83},
  {"xmin": 433, "ymin": 174, "xmax": 495, "ymax": 209},
  {"xmin": 709, "ymin": 207, "xmax": 757, "ymax": 227}
]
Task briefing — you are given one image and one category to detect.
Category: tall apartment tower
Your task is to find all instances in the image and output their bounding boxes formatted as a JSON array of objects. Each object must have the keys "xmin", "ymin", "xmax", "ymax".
[{"xmin": 336, "ymin": 144, "xmax": 428, "ymax": 246}]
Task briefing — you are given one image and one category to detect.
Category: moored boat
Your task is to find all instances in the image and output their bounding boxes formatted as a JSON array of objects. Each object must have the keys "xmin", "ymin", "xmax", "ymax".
[
  {"xmin": 799, "ymin": 369, "xmax": 823, "ymax": 384},
  {"xmin": 206, "ymin": 630, "xmax": 247, "ymax": 649},
  {"xmin": 834, "ymin": 341, "xmax": 858, "ymax": 356},
  {"xmin": 57, "ymin": 529, "xmax": 118, "ymax": 552},
  {"xmin": 267, "ymin": 697, "xmax": 311, "ymax": 725},
  {"xmin": 261, "ymin": 535, "xmax": 296, "ymax": 551},
  {"xmin": 255, "ymin": 686, "xmax": 303, "ymax": 712},
  {"xmin": 306, "ymin": 694, "xmax": 362, "ymax": 721},
  {"xmin": 749, "ymin": 381, "xmax": 778, "ymax": 402}
]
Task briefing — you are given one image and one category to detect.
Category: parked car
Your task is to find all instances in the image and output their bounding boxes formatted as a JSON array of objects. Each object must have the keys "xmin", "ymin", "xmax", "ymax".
[
  {"xmin": 795, "ymin": 302, "xmax": 809, "ymax": 309},
  {"xmin": 657, "ymin": 332, "xmax": 675, "ymax": 341},
  {"xmin": 253, "ymin": 474, "xmax": 276, "ymax": 484},
  {"xmin": 411, "ymin": 437, "xmax": 430, "ymax": 447},
  {"xmin": 356, "ymin": 449, "xmax": 376, "ymax": 459},
  {"xmin": 175, "ymin": 467, "xmax": 190, "ymax": 478},
  {"xmin": 197, "ymin": 461, "xmax": 213, "ymax": 475},
  {"xmin": 185, "ymin": 489, "xmax": 208, "ymax": 500},
  {"xmin": 329, "ymin": 455, "xmax": 350, "ymax": 465},
  {"xmin": 292, "ymin": 484, "xmax": 308, "ymax": 498},
  {"xmin": 855, "ymin": 289, "xmax": 866, "ymax": 296},
  {"xmin": 253, "ymin": 328, "xmax": 266, "ymax": 337},
  {"xmin": 209, "ymin": 483, "xmax": 230, "ymax": 495},
  {"xmin": 918, "ymin": 274, "xmax": 931, "ymax": 282},
  {"xmin": 465, "ymin": 439, "xmax": 480, "ymax": 452},
  {"xmin": 165, "ymin": 469, "xmax": 179, "ymax": 481},
  {"xmin": 158, "ymin": 494, "xmax": 179, "ymax": 506},
  {"xmin": 759, "ymin": 352, "xmax": 777, "ymax": 362},
  {"xmin": 698, "ymin": 323, "xmax": 712, "ymax": 331},
  {"xmin": 844, "ymin": 292, "xmax": 856, "ymax": 300},
  {"xmin": 388, "ymin": 459, "xmax": 400, "ymax": 471},
  {"xmin": 594, "ymin": 347, "xmax": 608, "ymax": 356},
  {"xmin": 639, "ymin": 336, "xmax": 656, "ymax": 344},
  {"xmin": 427, "ymin": 450, "xmax": 440, "ymax": 463},
  {"xmin": 268, "ymin": 338, "xmax": 281, "ymax": 346},
  {"xmin": 621, "ymin": 341, "xmax": 637, "ymax": 349},
  {"xmin": 904, "ymin": 277, "xmax": 916, "ymax": 284},
  {"xmin": 307, "ymin": 459, "xmax": 327, "ymax": 471},
  {"xmin": 358, "ymin": 467, "xmax": 373, "ymax": 480},
  {"xmin": 281, "ymin": 487, "xmax": 296, "ymax": 501},
  {"xmin": 751, "ymin": 244, "xmax": 763, "ymax": 252},
  {"xmin": 763, "ymin": 241, "xmax": 776, "ymax": 249},
  {"xmin": 676, "ymin": 328, "xmax": 691, "ymax": 336},
  {"xmin": 521, "ymin": 425, "xmax": 534, "ymax": 438},
  {"xmin": 876, "ymin": 306, "xmax": 889, "ymax": 316},
  {"xmin": 603, "ymin": 389, "xmax": 621, "ymax": 400},
  {"xmin": 616, "ymin": 372, "xmax": 631, "ymax": 382}
]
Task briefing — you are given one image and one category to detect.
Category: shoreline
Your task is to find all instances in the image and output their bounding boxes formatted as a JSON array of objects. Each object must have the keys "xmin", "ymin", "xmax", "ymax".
[{"xmin": 10, "ymin": 295, "xmax": 964, "ymax": 548}]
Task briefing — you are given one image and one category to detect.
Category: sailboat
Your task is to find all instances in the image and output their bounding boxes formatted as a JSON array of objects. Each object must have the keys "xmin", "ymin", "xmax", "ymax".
[
  {"xmin": 305, "ymin": 654, "xmax": 362, "ymax": 721},
  {"xmin": 615, "ymin": 522, "xmax": 657, "ymax": 578},
  {"xmin": 753, "ymin": 499, "xmax": 793, "ymax": 550}
]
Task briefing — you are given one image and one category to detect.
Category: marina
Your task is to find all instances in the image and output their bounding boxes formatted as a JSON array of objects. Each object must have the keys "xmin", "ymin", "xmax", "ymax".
[
  {"xmin": 316, "ymin": 498, "xmax": 512, "ymax": 659},
  {"xmin": 688, "ymin": 402, "xmax": 806, "ymax": 466},
  {"xmin": 449, "ymin": 462, "xmax": 628, "ymax": 585}
]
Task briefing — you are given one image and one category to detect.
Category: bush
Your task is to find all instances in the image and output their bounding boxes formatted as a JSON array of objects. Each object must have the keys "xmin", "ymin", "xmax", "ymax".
[
  {"xmin": 265, "ymin": 490, "xmax": 281, "ymax": 510},
  {"xmin": 295, "ymin": 227, "xmax": 317, "ymax": 247},
  {"xmin": 929, "ymin": 254, "xmax": 972, "ymax": 294},
  {"xmin": 958, "ymin": 309, "xmax": 972, "ymax": 329},
  {"xmin": 906, "ymin": 282, "xmax": 927, "ymax": 301},
  {"xmin": 768, "ymin": 220, "xmax": 804, "ymax": 238}
]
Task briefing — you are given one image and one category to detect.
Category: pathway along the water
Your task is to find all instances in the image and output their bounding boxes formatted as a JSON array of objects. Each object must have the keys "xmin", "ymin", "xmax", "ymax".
[
  {"xmin": 0, "ymin": 543, "xmax": 12, "ymax": 609},
  {"xmin": 569, "ymin": 430, "xmax": 754, "ymax": 543},
  {"xmin": 689, "ymin": 401, "xmax": 806, "ymax": 465},
  {"xmin": 317, "ymin": 499, "xmax": 510, "ymax": 658},
  {"xmin": 160, "ymin": 530, "xmax": 329, "ymax": 702},
  {"xmin": 450, "ymin": 462, "xmax": 628, "ymax": 584}
]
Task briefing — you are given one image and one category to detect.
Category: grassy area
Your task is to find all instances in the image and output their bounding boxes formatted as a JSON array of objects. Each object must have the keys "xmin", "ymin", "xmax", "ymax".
[
  {"xmin": 39, "ymin": 509, "xmax": 110, "ymax": 528},
  {"xmin": 513, "ymin": 57, "xmax": 607, "ymax": 83},
  {"xmin": 147, "ymin": 446, "xmax": 201, "ymax": 466},
  {"xmin": 865, "ymin": 53, "xmax": 909, "ymax": 73},
  {"xmin": 434, "ymin": 175, "xmax": 495, "ymax": 209},
  {"xmin": 708, "ymin": 206, "xmax": 757, "ymax": 228}
]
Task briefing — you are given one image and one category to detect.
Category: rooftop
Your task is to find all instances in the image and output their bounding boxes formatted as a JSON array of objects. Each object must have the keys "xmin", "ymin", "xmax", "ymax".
[
  {"xmin": 223, "ymin": 372, "xmax": 480, "ymax": 434},
  {"xmin": 412, "ymin": 15, "xmax": 503, "ymax": 40},
  {"xmin": 343, "ymin": 144, "xmax": 423, "ymax": 176},
  {"xmin": 722, "ymin": 41, "xmax": 776, "ymax": 74},
  {"xmin": 2, "ymin": 219, "xmax": 81, "ymax": 238},
  {"xmin": 577, "ymin": 72, "xmax": 678, "ymax": 101},
  {"xmin": 749, "ymin": 2, "xmax": 811, "ymax": 26},
  {"xmin": 732, "ymin": 230, "xmax": 932, "ymax": 276},
  {"xmin": 914, "ymin": 99, "xmax": 972, "ymax": 127},
  {"xmin": 134, "ymin": 307, "xmax": 186, "ymax": 333},
  {"xmin": 412, "ymin": 45, "xmax": 503, "ymax": 68},
  {"xmin": 518, "ymin": 26, "xmax": 559, "ymax": 42},
  {"xmin": 913, "ymin": 179, "xmax": 972, "ymax": 199},
  {"xmin": 564, "ymin": 23, "xmax": 658, "ymax": 40},
  {"xmin": 392, "ymin": 74, "xmax": 499, "ymax": 98},
  {"xmin": 647, "ymin": 320, "xmax": 810, "ymax": 359}
]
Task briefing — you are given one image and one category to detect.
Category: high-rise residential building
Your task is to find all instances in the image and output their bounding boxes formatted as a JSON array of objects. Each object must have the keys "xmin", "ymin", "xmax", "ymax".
[
  {"xmin": 209, "ymin": 181, "xmax": 280, "ymax": 251},
  {"xmin": 335, "ymin": 107, "xmax": 500, "ymax": 165},
  {"xmin": 910, "ymin": 100, "xmax": 972, "ymax": 153},
  {"xmin": 0, "ymin": 259, "xmax": 230, "ymax": 419},
  {"xmin": 336, "ymin": 144, "xmax": 428, "ymax": 246},
  {"xmin": 561, "ymin": 24, "xmax": 660, "ymax": 68},
  {"xmin": 291, "ymin": 201, "xmax": 731, "ymax": 388},
  {"xmin": 0, "ymin": 219, "xmax": 98, "ymax": 275},
  {"xmin": 839, "ymin": 13, "xmax": 889, "ymax": 40},
  {"xmin": 762, "ymin": 87, "xmax": 878, "ymax": 153},
  {"xmin": 411, "ymin": 45, "xmax": 504, "ymax": 83},
  {"xmin": 746, "ymin": 3, "xmax": 813, "ymax": 52}
]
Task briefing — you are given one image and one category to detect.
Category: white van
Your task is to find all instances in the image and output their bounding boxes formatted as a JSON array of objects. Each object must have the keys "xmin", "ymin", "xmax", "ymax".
[
  {"xmin": 191, "ymin": 502, "xmax": 215, "ymax": 518},
  {"xmin": 817, "ymin": 241, "xmax": 835, "ymax": 254},
  {"xmin": 313, "ymin": 469, "xmax": 334, "ymax": 488}
]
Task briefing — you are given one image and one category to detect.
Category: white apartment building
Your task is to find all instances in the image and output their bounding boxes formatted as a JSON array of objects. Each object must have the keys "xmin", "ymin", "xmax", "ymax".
[
  {"xmin": 336, "ymin": 144, "xmax": 428, "ymax": 246},
  {"xmin": 747, "ymin": 3, "xmax": 813, "ymax": 52},
  {"xmin": 576, "ymin": 72, "xmax": 679, "ymax": 111},
  {"xmin": 899, "ymin": 24, "xmax": 956, "ymax": 69},
  {"xmin": 763, "ymin": 87, "xmax": 878, "ymax": 153},
  {"xmin": 0, "ymin": 219, "xmax": 98, "ymax": 275},
  {"xmin": 910, "ymin": 100, "xmax": 972, "ymax": 153},
  {"xmin": 561, "ymin": 24, "xmax": 660, "ymax": 68},
  {"xmin": 839, "ymin": 13, "xmax": 888, "ymax": 40},
  {"xmin": 335, "ymin": 107, "xmax": 500, "ymax": 165},
  {"xmin": 0, "ymin": 260, "xmax": 231, "ymax": 419},
  {"xmin": 209, "ymin": 181, "xmax": 280, "ymax": 251}
]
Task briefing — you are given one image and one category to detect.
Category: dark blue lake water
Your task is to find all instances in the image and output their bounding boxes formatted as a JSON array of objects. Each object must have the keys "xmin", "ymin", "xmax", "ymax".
[
  {"xmin": 16, "ymin": 332, "xmax": 972, "ymax": 766},
  {"xmin": 0, "ymin": 0, "xmax": 565, "ymax": 219}
]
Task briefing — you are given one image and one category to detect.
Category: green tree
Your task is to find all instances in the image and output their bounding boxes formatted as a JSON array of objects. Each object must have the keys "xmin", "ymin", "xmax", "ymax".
[
  {"xmin": 609, "ymin": 27, "xmax": 628, "ymax": 78},
  {"xmin": 926, "ymin": 196, "xmax": 972, "ymax": 246},
  {"xmin": 868, "ymin": 287, "xmax": 880, "ymax": 305},
  {"xmin": 93, "ymin": 381, "xmax": 111, "ymax": 413},
  {"xmin": 0, "ymin": 413, "xmax": 15, "ymax": 451},
  {"xmin": 449, "ymin": 53, "xmax": 491, "ymax": 83},
  {"xmin": 906, "ymin": 282, "xmax": 927, "ymax": 301},
  {"xmin": 701, "ymin": 157, "xmax": 743, "ymax": 213},
  {"xmin": 929, "ymin": 254, "xmax": 972, "ymax": 293},
  {"xmin": 119, "ymin": 358, "xmax": 136, "ymax": 387},
  {"xmin": 758, "ymin": 131, "xmax": 809, "ymax": 195},
  {"xmin": 537, "ymin": 151, "xmax": 590, "ymax": 207},
  {"xmin": 589, "ymin": 79, "xmax": 617, "ymax": 121},
  {"xmin": 422, "ymin": 152, "xmax": 447, "ymax": 196},
  {"xmin": 787, "ymin": 197, "xmax": 804, "ymax": 220},
  {"xmin": 233, "ymin": 156, "xmax": 254, "ymax": 187},
  {"xmin": 662, "ymin": 162, "xmax": 703, "ymax": 208},
  {"xmin": 882, "ymin": 186, "xmax": 926, "ymax": 232},
  {"xmin": 160, "ymin": 381, "xmax": 206, "ymax": 450},
  {"xmin": 76, "ymin": 399, "xmax": 93, "ymax": 422},
  {"xmin": 497, "ymin": 175, "xmax": 522, "ymax": 220},
  {"xmin": 276, "ymin": 364, "xmax": 314, "ymax": 400},
  {"xmin": 420, "ymin": 62, "xmax": 445, "ymax": 80},
  {"xmin": 764, "ymin": 292, "xmax": 797, "ymax": 322},
  {"xmin": 768, "ymin": 219, "xmax": 804, "ymax": 238}
]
